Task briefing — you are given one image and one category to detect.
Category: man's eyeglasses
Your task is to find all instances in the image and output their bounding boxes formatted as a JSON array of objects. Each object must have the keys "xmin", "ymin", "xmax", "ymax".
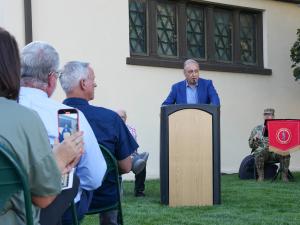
[
  {"xmin": 83, "ymin": 78, "xmax": 97, "ymax": 88},
  {"xmin": 186, "ymin": 69, "xmax": 199, "ymax": 75},
  {"xmin": 49, "ymin": 71, "xmax": 61, "ymax": 79}
]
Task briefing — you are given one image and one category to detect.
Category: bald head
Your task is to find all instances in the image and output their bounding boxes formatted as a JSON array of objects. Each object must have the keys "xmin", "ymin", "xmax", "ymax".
[{"xmin": 116, "ymin": 109, "xmax": 127, "ymax": 123}]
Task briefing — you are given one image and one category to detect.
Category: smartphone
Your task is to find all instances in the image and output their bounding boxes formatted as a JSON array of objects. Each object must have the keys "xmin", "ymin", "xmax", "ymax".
[{"xmin": 57, "ymin": 109, "xmax": 79, "ymax": 143}]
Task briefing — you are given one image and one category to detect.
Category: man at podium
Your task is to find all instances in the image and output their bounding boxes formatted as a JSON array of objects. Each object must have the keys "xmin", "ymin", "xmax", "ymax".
[
  {"xmin": 248, "ymin": 108, "xmax": 290, "ymax": 182},
  {"xmin": 162, "ymin": 59, "xmax": 220, "ymax": 106}
]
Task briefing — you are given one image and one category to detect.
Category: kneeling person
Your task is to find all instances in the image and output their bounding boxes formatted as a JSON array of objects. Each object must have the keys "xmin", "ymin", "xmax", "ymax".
[{"xmin": 248, "ymin": 108, "xmax": 290, "ymax": 182}]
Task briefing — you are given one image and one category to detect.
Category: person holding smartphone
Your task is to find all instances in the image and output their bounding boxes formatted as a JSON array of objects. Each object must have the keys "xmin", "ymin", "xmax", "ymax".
[
  {"xmin": 0, "ymin": 27, "xmax": 83, "ymax": 225},
  {"xmin": 60, "ymin": 61, "xmax": 138, "ymax": 225},
  {"xmin": 18, "ymin": 42, "xmax": 107, "ymax": 225}
]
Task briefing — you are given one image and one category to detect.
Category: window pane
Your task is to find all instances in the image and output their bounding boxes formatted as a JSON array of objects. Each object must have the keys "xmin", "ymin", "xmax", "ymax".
[
  {"xmin": 240, "ymin": 13, "xmax": 257, "ymax": 65},
  {"xmin": 129, "ymin": 0, "xmax": 147, "ymax": 55},
  {"xmin": 157, "ymin": 3, "xmax": 177, "ymax": 57},
  {"xmin": 186, "ymin": 6, "xmax": 205, "ymax": 59},
  {"xmin": 214, "ymin": 9, "xmax": 232, "ymax": 62}
]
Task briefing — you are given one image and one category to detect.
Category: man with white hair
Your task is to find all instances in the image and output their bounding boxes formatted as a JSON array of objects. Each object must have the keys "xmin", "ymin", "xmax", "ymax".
[
  {"xmin": 116, "ymin": 109, "xmax": 149, "ymax": 197},
  {"xmin": 18, "ymin": 41, "xmax": 106, "ymax": 225},
  {"xmin": 60, "ymin": 61, "xmax": 138, "ymax": 225},
  {"xmin": 162, "ymin": 59, "xmax": 220, "ymax": 105}
]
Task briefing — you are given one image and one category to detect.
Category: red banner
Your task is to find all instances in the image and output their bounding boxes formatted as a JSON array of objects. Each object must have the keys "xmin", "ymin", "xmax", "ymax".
[{"xmin": 267, "ymin": 120, "xmax": 300, "ymax": 155}]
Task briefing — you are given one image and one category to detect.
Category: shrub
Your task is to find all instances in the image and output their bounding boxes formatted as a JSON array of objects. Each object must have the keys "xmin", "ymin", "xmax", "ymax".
[{"xmin": 290, "ymin": 29, "xmax": 300, "ymax": 80}]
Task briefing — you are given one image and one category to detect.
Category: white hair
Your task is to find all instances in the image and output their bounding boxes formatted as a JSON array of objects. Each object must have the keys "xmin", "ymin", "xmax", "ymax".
[
  {"xmin": 59, "ymin": 61, "xmax": 90, "ymax": 94},
  {"xmin": 116, "ymin": 109, "xmax": 127, "ymax": 117},
  {"xmin": 183, "ymin": 59, "xmax": 199, "ymax": 70},
  {"xmin": 116, "ymin": 109, "xmax": 127, "ymax": 122},
  {"xmin": 21, "ymin": 41, "xmax": 59, "ymax": 86}
]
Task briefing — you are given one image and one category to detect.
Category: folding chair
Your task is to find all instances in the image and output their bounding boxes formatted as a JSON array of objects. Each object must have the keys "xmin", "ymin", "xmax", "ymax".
[
  {"xmin": 70, "ymin": 201, "xmax": 79, "ymax": 225},
  {"xmin": 0, "ymin": 135, "xmax": 34, "ymax": 225},
  {"xmin": 85, "ymin": 144, "xmax": 124, "ymax": 225}
]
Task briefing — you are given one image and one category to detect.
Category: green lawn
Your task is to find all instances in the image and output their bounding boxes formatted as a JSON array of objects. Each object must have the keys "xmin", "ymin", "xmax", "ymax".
[{"xmin": 82, "ymin": 173, "xmax": 300, "ymax": 225}]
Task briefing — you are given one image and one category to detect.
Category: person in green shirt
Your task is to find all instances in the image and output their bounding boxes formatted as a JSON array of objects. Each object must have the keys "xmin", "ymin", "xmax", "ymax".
[{"xmin": 0, "ymin": 27, "xmax": 83, "ymax": 225}]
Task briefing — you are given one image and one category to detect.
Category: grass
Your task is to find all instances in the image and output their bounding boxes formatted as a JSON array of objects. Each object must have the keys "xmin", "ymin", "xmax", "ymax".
[{"xmin": 81, "ymin": 173, "xmax": 300, "ymax": 225}]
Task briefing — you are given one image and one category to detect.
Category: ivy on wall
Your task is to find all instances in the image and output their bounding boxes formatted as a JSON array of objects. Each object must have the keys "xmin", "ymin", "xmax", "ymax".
[{"xmin": 290, "ymin": 29, "xmax": 300, "ymax": 80}]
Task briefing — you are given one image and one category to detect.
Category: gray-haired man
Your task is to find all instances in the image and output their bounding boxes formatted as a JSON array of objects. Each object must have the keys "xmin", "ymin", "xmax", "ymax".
[
  {"xmin": 162, "ymin": 59, "xmax": 220, "ymax": 105},
  {"xmin": 19, "ymin": 41, "xmax": 106, "ymax": 224},
  {"xmin": 60, "ymin": 61, "xmax": 138, "ymax": 225}
]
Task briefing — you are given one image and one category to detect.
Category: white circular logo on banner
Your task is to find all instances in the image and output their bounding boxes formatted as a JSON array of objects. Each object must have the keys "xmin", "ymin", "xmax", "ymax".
[{"xmin": 276, "ymin": 128, "xmax": 292, "ymax": 145}]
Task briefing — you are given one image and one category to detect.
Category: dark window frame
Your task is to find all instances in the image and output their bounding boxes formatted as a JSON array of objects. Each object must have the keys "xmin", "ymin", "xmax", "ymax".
[
  {"xmin": 127, "ymin": 0, "xmax": 271, "ymax": 75},
  {"xmin": 186, "ymin": 3, "xmax": 207, "ymax": 60},
  {"xmin": 156, "ymin": 1, "xmax": 179, "ymax": 58},
  {"xmin": 129, "ymin": 0, "xmax": 148, "ymax": 56},
  {"xmin": 213, "ymin": 7, "xmax": 234, "ymax": 63}
]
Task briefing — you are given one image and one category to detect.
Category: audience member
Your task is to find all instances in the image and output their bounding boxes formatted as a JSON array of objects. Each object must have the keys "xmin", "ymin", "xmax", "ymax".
[
  {"xmin": 60, "ymin": 61, "xmax": 138, "ymax": 225},
  {"xmin": 18, "ymin": 42, "xmax": 107, "ymax": 224},
  {"xmin": 0, "ymin": 27, "xmax": 82, "ymax": 225},
  {"xmin": 116, "ymin": 109, "xmax": 149, "ymax": 197}
]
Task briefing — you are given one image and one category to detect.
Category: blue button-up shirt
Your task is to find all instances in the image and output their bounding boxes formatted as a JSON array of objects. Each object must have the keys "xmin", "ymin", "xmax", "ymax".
[
  {"xmin": 63, "ymin": 97, "xmax": 138, "ymax": 207},
  {"xmin": 19, "ymin": 87, "xmax": 107, "ymax": 202},
  {"xmin": 186, "ymin": 80, "xmax": 198, "ymax": 104}
]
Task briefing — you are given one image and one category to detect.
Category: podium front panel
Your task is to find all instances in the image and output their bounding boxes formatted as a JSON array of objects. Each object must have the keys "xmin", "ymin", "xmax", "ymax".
[
  {"xmin": 160, "ymin": 104, "xmax": 220, "ymax": 206},
  {"xmin": 169, "ymin": 109, "xmax": 213, "ymax": 206}
]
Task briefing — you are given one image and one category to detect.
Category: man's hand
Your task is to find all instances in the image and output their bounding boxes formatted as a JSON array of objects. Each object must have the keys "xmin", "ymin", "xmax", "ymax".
[
  {"xmin": 53, "ymin": 131, "xmax": 84, "ymax": 175},
  {"xmin": 62, "ymin": 154, "xmax": 82, "ymax": 174}
]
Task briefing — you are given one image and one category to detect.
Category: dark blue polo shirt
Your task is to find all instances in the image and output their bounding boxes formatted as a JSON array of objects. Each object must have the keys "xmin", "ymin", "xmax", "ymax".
[{"xmin": 63, "ymin": 98, "xmax": 138, "ymax": 208}]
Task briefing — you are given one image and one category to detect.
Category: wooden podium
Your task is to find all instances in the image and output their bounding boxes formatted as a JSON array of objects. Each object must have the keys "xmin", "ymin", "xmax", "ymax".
[{"xmin": 160, "ymin": 104, "xmax": 221, "ymax": 207}]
